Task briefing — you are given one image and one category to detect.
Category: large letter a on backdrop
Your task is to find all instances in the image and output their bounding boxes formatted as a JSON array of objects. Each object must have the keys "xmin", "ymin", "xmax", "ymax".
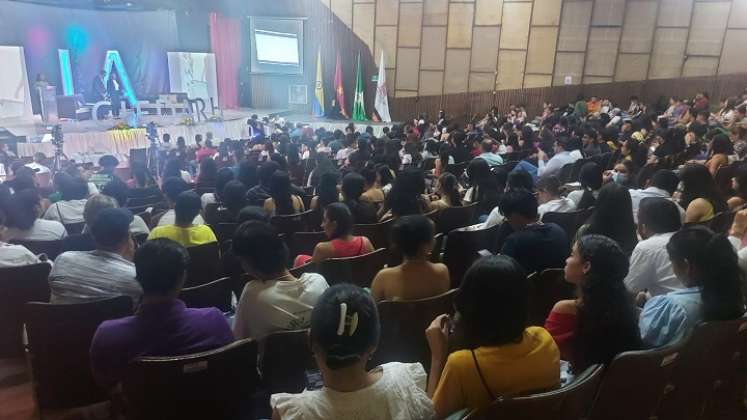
[{"xmin": 102, "ymin": 50, "xmax": 137, "ymax": 107}]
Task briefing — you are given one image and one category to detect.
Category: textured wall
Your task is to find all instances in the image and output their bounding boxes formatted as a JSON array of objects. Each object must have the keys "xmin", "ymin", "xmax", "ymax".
[{"xmin": 330, "ymin": 0, "xmax": 747, "ymax": 98}]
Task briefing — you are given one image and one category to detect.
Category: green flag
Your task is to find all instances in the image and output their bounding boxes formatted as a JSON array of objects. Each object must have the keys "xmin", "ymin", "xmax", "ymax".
[{"xmin": 352, "ymin": 52, "xmax": 366, "ymax": 121}]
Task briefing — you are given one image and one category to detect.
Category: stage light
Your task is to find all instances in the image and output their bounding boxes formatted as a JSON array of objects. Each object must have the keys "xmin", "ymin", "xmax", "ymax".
[
  {"xmin": 65, "ymin": 25, "xmax": 90, "ymax": 53},
  {"xmin": 103, "ymin": 50, "xmax": 138, "ymax": 107},
  {"xmin": 58, "ymin": 49, "xmax": 75, "ymax": 96}
]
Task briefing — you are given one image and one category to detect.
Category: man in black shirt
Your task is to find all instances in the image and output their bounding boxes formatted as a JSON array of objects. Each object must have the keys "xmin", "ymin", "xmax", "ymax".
[{"xmin": 498, "ymin": 189, "xmax": 570, "ymax": 274}]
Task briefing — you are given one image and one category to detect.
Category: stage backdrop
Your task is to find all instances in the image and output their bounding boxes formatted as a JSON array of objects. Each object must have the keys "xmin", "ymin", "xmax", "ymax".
[
  {"xmin": 167, "ymin": 52, "xmax": 219, "ymax": 106},
  {"xmin": 0, "ymin": 0, "xmax": 179, "ymax": 102},
  {"xmin": 0, "ymin": 46, "xmax": 33, "ymax": 120}
]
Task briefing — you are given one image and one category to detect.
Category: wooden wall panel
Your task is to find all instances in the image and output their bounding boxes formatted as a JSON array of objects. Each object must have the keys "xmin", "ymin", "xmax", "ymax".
[
  {"xmin": 375, "ymin": 26, "xmax": 398, "ymax": 67},
  {"xmin": 729, "ymin": 0, "xmax": 747, "ymax": 28},
  {"xmin": 353, "ymin": 3, "xmax": 375, "ymax": 52},
  {"xmin": 475, "ymin": 0, "xmax": 503, "ymax": 25},
  {"xmin": 649, "ymin": 28, "xmax": 687, "ymax": 79},
  {"xmin": 592, "ymin": 0, "xmax": 626, "ymax": 26},
  {"xmin": 585, "ymin": 28, "xmax": 621, "ymax": 77},
  {"xmin": 526, "ymin": 27, "xmax": 558, "ymax": 74},
  {"xmin": 682, "ymin": 57, "xmax": 720, "ymax": 77},
  {"xmin": 423, "ymin": 0, "xmax": 448, "ymax": 25},
  {"xmin": 331, "ymin": 0, "xmax": 353, "ymax": 27},
  {"xmin": 419, "ymin": 70, "xmax": 444, "ymax": 95},
  {"xmin": 657, "ymin": 0, "xmax": 693, "ymax": 27},
  {"xmin": 420, "ymin": 26, "xmax": 447, "ymax": 69},
  {"xmin": 558, "ymin": 1, "xmax": 593, "ymax": 52},
  {"xmin": 553, "ymin": 52, "xmax": 585, "ymax": 85},
  {"xmin": 447, "ymin": 3, "xmax": 475, "ymax": 48},
  {"xmin": 444, "ymin": 49, "xmax": 471, "ymax": 93},
  {"xmin": 531, "ymin": 0, "xmax": 562, "ymax": 26},
  {"xmin": 398, "ymin": 3, "xmax": 423, "ymax": 47},
  {"xmin": 719, "ymin": 29, "xmax": 747, "ymax": 75},
  {"xmin": 395, "ymin": 90, "xmax": 418, "ymax": 98},
  {"xmin": 583, "ymin": 76, "xmax": 614, "ymax": 85},
  {"xmin": 376, "ymin": 0, "xmax": 400, "ymax": 25},
  {"xmin": 500, "ymin": 2, "xmax": 532, "ymax": 49},
  {"xmin": 496, "ymin": 50, "xmax": 526, "ymax": 90},
  {"xmin": 615, "ymin": 53, "xmax": 650, "ymax": 81},
  {"xmin": 470, "ymin": 72, "xmax": 496, "ymax": 92},
  {"xmin": 524, "ymin": 74, "xmax": 553, "ymax": 88},
  {"xmin": 471, "ymin": 26, "xmax": 501, "ymax": 72},
  {"xmin": 396, "ymin": 48, "xmax": 420, "ymax": 89},
  {"xmin": 687, "ymin": 2, "xmax": 731, "ymax": 56},
  {"xmin": 620, "ymin": 1, "xmax": 657, "ymax": 53}
]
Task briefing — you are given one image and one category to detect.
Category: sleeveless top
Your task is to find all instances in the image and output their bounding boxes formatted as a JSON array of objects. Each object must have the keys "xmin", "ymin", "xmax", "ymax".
[
  {"xmin": 330, "ymin": 236, "xmax": 366, "ymax": 258},
  {"xmin": 698, "ymin": 199, "xmax": 715, "ymax": 222}
]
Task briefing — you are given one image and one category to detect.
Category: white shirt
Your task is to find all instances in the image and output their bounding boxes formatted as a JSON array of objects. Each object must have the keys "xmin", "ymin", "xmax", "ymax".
[
  {"xmin": 233, "ymin": 273, "xmax": 329, "ymax": 340},
  {"xmin": 566, "ymin": 189, "xmax": 599, "ymax": 207},
  {"xmin": 156, "ymin": 210, "xmax": 205, "ymax": 227},
  {"xmin": 727, "ymin": 236, "xmax": 747, "ymax": 277},
  {"xmin": 25, "ymin": 162, "xmax": 51, "ymax": 174},
  {"xmin": 130, "ymin": 215, "xmax": 150, "ymax": 236},
  {"xmin": 483, "ymin": 206, "xmax": 504, "ymax": 228},
  {"xmin": 335, "ymin": 147, "xmax": 355, "ymax": 163},
  {"xmin": 624, "ymin": 232, "xmax": 681, "ymax": 296},
  {"xmin": 180, "ymin": 170, "xmax": 193, "ymax": 184},
  {"xmin": 5, "ymin": 219, "xmax": 68, "ymax": 241},
  {"xmin": 537, "ymin": 150, "xmax": 580, "ymax": 178},
  {"xmin": 538, "ymin": 197, "xmax": 577, "ymax": 218},
  {"xmin": 49, "ymin": 250, "xmax": 141, "ymax": 304},
  {"xmin": 43, "ymin": 199, "xmax": 87, "ymax": 224},
  {"xmin": 201, "ymin": 192, "xmax": 217, "ymax": 211},
  {"xmin": 629, "ymin": 187, "xmax": 686, "ymax": 224},
  {"xmin": 0, "ymin": 242, "xmax": 42, "ymax": 267},
  {"xmin": 271, "ymin": 362, "xmax": 435, "ymax": 420}
]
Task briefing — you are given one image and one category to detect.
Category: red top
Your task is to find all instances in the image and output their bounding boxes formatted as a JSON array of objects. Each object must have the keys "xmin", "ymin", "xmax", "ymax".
[
  {"xmin": 544, "ymin": 310, "xmax": 577, "ymax": 364},
  {"xmin": 195, "ymin": 146, "xmax": 217, "ymax": 163},
  {"xmin": 330, "ymin": 236, "xmax": 366, "ymax": 258}
]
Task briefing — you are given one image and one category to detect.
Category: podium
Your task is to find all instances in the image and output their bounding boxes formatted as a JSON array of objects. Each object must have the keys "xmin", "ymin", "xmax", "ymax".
[{"xmin": 37, "ymin": 85, "xmax": 58, "ymax": 123}]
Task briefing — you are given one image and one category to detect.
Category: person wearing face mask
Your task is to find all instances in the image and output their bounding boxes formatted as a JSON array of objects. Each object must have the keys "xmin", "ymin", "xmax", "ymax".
[{"xmin": 604, "ymin": 161, "xmax": 634, "ymax": 188}]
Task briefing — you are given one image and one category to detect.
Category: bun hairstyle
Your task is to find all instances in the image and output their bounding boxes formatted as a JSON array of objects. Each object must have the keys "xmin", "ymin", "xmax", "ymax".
[{"xmin": 310, "ymin": 284, "xmax": 380, "ymax": 370}]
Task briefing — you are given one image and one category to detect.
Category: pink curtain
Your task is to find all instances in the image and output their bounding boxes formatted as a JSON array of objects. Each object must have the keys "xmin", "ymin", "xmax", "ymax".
[{"xmin": 209, "ymin": 12, "xmax": 241, "ymax": 109}]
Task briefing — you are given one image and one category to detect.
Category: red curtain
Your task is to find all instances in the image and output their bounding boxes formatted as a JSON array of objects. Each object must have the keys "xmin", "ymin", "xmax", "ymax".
[{"xmin": 209, "ymin": 12, "xmax": 241, "ymax": 109}]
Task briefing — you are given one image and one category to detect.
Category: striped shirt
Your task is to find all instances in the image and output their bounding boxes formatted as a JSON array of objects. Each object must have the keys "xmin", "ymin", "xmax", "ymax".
[{"xmin": 49, "ymin": 250, "xmax": 141, "ymax": 305}]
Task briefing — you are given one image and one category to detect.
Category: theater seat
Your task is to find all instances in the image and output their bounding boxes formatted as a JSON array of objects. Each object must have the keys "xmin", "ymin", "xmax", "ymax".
[
  {"xmin": 260, "ymin": 329, "xmax": 315, "ymax": 395},
  {"xmin": 353, "ymin": 218, "xmax": 395, "ymax": 249},
  {"xmin": 180, "ymin": 277, "xmax": 233, "ymax": 312},
  {"xmin": 527, "ymin": 269, "xmax": 575, "ymax": 326},
  {"xmin": 9, "ymin": 239, "xmax": 63, "ymax": 261},
  {"xmin": 437, "ymin": 202, "xmax": 478, "ymax": 234},
  {"xmin": 443, "ymin": 223, "xmax": 500, "ymax": 288},
  {"xmin": 0, "ymin": 263, "xmax": 51, "ymax": 357},
  {"xmin": 318, "ymin": 248, "xmax": 388, "ymax": 288},
  {"xmin": 185, "ymin": 242, "xmax": 221, "ymax": 287}
]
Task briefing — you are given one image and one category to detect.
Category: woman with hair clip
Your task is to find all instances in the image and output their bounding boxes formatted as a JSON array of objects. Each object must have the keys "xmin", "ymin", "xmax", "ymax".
[
  {"xmin": 430, "ymin": 172, "xmax": 463, "ymax": 211},
  {"xmin": 427, "ymin": 255, "xmax": 560, "ymax": 418},
  {"xmin": 545, "ymin": 235, "xmax": 641, "ymax": 372},
  {"xmin": 639, "ymin": 226, "xmax": 746, "ymax": 347},
  {"xmin": 271, "ymin": 284, "xmax": 435, "ymax": 420},
  {"xmin": 567, "ymin": 162, "xmax": 603, "ymax": 210}
]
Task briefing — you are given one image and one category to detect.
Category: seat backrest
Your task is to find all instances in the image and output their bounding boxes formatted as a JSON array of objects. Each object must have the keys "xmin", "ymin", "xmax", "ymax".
[
  {"xmin": 438, "ymin": 202, "xmax": 478, "ymax": 234},
  {"xmin": 558, "ymin": 163, "xmax": 574, "ymax": 184},
  {"xmin": 123, "ymin": 339, "xmax": 259, "ymax": 420},
  {"xmin": 23, "ymin": 296, "xmax": 133, "ymax": 409},
  {"xmin": 444, "ymin": 161, "xmax": 468, "ymax": 177},
  {"xmin": 318, "ymin": 248, "xmax": 388, "ymax": 287},
  {"xmin": 372, "ymin": 290, "xmax": 457, "ymax": 370},
  {"xmin": 587, "ymin": 343, "xmax": 685, "ymax": 420},
  {"xmin": 127, "ymin": 186, "xmax": 161, "ymax": 199},
  {"xmin": 658, "ymin": 318, "xmax": 747, "ymax": 420},
  {"xmin": 443, "ymin": 223, "xmax": 500, "ymax": 288},
  {"xmin": 542, "ymin": 208, "xmax": 592, "ymax": 240},
  {"xmin": 527, "ymin": 269, "xmax": 575, "ymax": 326},
  {"xmin": 272, "ymin": 210, "xmax": 314, "ymax": 236},
  {"xmin": 211, "ymin": 222, "xmax": 239, "ymax": 245},
  {"xmin": 0, "ymin": 263, "xmax": 51, "ymax": 357},
  {"xmin": 185, "ymin": 242, "xmax": 221, "ymax": 287},
  {"xmin": 464, "ymin": 364, "xmax": 604, "ymax": 420},
  {"xmin": 180, "ymin": 277, "xmax": 232, "ymax": 312},
  {"xmin": 353, "ymin": 218, "xmax": 395, "ymax": 249},
  {"xmin": 125, "ymin": 194, "xmax": 164, "ymax": 209},
  {"xmin": 203, "ymin": 202, "xmax": 221, "ymax": 224},
  {"xmin": 288, "ymin": 231, "xmax": 327, "ymax": 259},
  {"xmin": 431, "ymin": 232, "xmax": 445, "ymax": 263},
  {"xmin": 261, "ymin": 329, "xmax": 315, "ymax": 394},
  {"xmin": 569, "ymin": 159, "xmax": 589, "ymax": 183},
  {"xmin": 9, "ymin": 239, "xmax": 63, "ymax": 260}
]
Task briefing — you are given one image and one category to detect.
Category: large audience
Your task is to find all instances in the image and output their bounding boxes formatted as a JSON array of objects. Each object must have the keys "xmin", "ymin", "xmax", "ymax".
[{"xmin": 1, "ymin": 87, "xmax": 747, "ymax": 419}]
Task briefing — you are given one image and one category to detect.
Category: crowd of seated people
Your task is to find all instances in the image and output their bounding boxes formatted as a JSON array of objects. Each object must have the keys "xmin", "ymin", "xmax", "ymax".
[{"xmin": 1, "ymin": 87, "xmax": 747, "ymax": 419}]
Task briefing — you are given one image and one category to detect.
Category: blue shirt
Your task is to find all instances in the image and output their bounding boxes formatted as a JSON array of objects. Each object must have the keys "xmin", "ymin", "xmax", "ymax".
[
  {"xmin": 639, "ymin": 287, "xmax": 702, "ymax": 347},
  {"xmin": 477, "ymin": 152, "xmax": 504, "ymax": 167}
]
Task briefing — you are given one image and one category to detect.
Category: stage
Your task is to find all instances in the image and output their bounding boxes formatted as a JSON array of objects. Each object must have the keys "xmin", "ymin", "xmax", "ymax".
[{"xmin": 3, "ymin": 109, "xmax": 394, "ymax": 164}]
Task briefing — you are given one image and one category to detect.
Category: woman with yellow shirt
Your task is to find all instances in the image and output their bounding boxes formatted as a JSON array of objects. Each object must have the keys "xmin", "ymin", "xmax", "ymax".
[
  {"xmin": 148, "ymin": 191, "xmax": 217, "ymax": 248},
  {"xmin": 425, "ymin": 255, "xmax": 560, "ymax": 418},
  {"xmin": 679, "ymin": 163, "xmax": 727, "ymax": 223}
]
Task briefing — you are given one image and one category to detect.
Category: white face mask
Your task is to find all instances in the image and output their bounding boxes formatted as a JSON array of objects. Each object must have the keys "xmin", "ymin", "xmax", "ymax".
[{"xmin": 612, "ymin": 171, "xmax": 628, "ymax": 184}]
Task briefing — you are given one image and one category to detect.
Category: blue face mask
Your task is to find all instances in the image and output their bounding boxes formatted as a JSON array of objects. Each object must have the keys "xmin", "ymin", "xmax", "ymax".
[{"xmin": 612, "ymin": 171, "xmax": 628, "ymax": 184}]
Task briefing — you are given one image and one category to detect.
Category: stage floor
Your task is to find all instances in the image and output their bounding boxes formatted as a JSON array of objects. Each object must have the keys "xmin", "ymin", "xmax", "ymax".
[{"xmin": 5, "ymin": 108, "xmax": 393, "ymax": 161}]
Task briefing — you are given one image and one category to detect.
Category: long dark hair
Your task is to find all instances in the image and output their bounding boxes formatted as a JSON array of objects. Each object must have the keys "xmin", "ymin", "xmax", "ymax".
[
  {"xmin": 466, "ymin": 158, "xmax": 501, "ymax": 214},
  {"xmin": 386, "ymin": 168, "xmax": 426, "ymax": 217},
  {"xmin": 575, "ymin": 235, "xmax": 641, "ymax": 370},
  {"xmin": 324, "ymin": 202, "xmax": 354, "ymax": 240},
  {"xmin": 269, "ymin": 171, "xmax": 295, "ymax": 215},
  {"xmin": 584, "ymin": 183, "xmax": 638, "ymax": 255},
  {"xmin": 438, "ymin": 172, "xmax": 462, "ymax": 207},
  {"xmin": 679, "ymin": 163, "xmax": 726, "ymax": 213},
  {"xmin": 317, "ymin": 172, "xmax": 340, "ymax": 209},
  {"xmin": 197, "ymin": 157, "xmax": 218, "ymax": 184},
  {"xmin": 667, "ymin": 226, "xmax": 745, "ymax": 321},
  {"xmin": 577, "ymin": 162, "xmax": 603, "ymax": 210}
]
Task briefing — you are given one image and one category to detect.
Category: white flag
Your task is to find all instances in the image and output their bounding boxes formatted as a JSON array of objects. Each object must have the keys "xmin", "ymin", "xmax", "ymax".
[{"xmin": 375, "ymin": 51, "xmax": 391, "ymax": 123}]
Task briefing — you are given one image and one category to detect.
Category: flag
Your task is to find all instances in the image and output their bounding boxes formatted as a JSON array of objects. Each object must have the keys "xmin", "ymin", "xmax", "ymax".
[
  {"xmin": 312, "ymin": 48, "xmax": 325, "ymax": 117},
  {"xmin": 374, "ymin": 51, "xmax": 391, "ymax": 122},
  {"xmin": 352, "ymin": 52, "xmax": 366, "ymax": 121},
  {"xmin": 334, "ymin": 52, "xmax": 348, "ymax": 118}
]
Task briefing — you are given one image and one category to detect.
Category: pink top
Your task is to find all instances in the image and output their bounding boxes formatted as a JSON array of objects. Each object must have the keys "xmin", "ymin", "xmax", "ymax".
[
  {"xmin": 544, "ymin": 310, "xmax": 577, "ymax": 365},
  {"xmin": 330, "ymin": 236, "xmax": 366, "ymax": 258}
]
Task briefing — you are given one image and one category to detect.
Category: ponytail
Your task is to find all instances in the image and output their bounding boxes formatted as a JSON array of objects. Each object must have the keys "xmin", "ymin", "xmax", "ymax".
[{"xmin": 439, "ymin": 172, "xmax": 463, "ymax": 207}]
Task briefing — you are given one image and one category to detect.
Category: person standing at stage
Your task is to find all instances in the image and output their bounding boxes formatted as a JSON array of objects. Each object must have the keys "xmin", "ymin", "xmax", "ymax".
[
  {"xmin": 92, "ymin": 71, "xmax": 107, "ymax": 103},
  {"xmin": 107, "ymin": 72, "xmax": 122, "ymax": 119}
]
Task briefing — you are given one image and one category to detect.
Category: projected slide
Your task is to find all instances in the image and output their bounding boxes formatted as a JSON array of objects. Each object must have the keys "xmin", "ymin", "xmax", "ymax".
[
  {"xmin": 167, "ymin": 52, "xmax": 218, "ymax": 106},
  {"xmin": 249, "ymin": 17, "xmax": 304, "ymax": 75},
  {"xmin": 255, "ymin": 30, "xmax": 300, "ymax": 65},
  {"xmin": 0, "ymin": 46, "xmax": 33, "ymax": 121}
]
